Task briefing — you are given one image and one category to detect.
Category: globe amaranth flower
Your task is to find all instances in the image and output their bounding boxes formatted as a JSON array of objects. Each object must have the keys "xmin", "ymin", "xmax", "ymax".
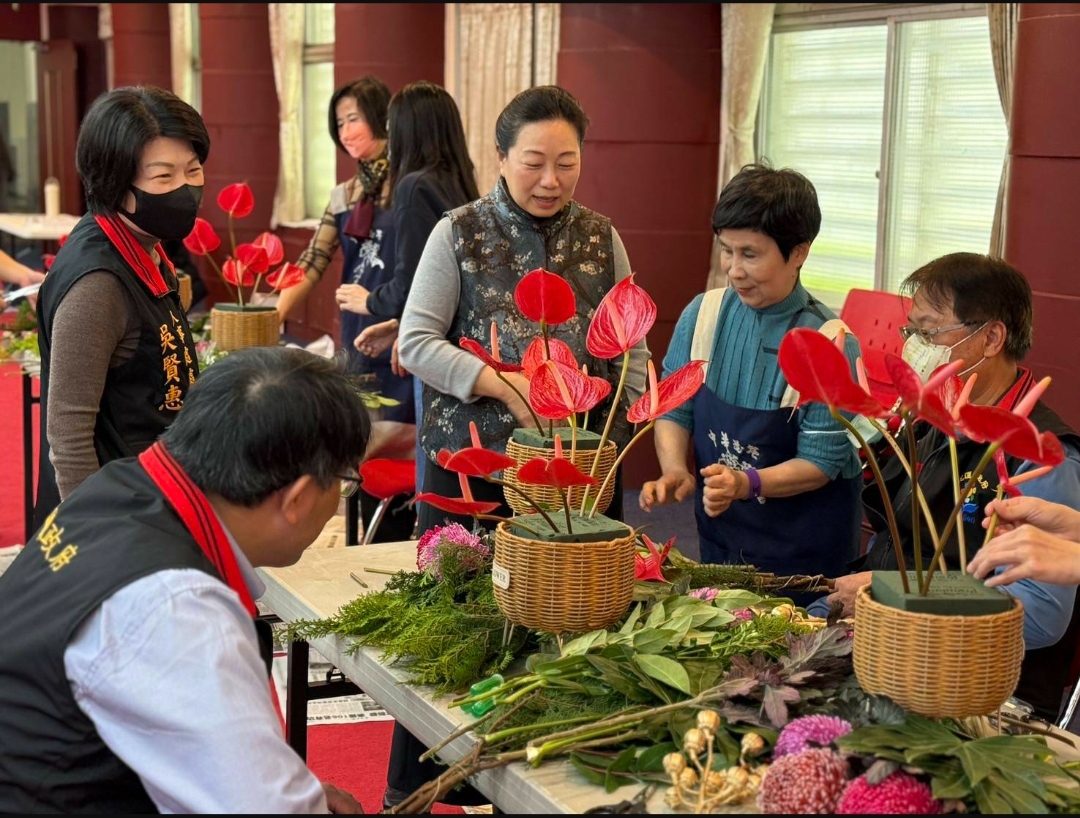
[
  {"xmin": 416, "ymin": 523, "xmax": 489, "ymax": 579},
  {"xmin": 837, "ymin": 771, "xmax": 941, "ymax": 815},
  {"xmin": 774, "ymin": 714, "xmax": 853, "ymax": 758}
]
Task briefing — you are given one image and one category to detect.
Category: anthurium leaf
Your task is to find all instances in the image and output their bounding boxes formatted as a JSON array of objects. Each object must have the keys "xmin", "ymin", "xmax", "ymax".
[
  {"xmin": 710, "ymin": 589, "xmax": 763, "ymax": 610},
  {"xmin": 633, "ymin": 628, "xmax": 678, "ymax": 654},
  {"xmin": 619, "ymin": 603, "xmax": 643, "ymax": 634},
  {"xmin": 562, "ymin": 629, "xmax": 608, "ymax": 656},
  {"xmin": 634, "ymin": 655, "xmax": 693, "ymax": 696},
  {"xmin": 634, "ymin": 742, "xmax": 678, "ymax": 773}
]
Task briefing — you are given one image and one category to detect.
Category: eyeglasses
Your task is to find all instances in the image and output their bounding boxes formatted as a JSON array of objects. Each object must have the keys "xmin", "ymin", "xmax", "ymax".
[
  {"xmin": 338, "ymin": 469, "xmax": 361, "ymax": 499},
  {"xmin": 899, "ymin": 322, "xmax": 981, "ymax": 344}
]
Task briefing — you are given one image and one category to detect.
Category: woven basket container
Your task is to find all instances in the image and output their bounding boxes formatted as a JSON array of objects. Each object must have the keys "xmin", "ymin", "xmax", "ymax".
[
  {"xmin": 210, "ymin": 306, "xmax": 280, "ymax": 352},
  {"xmin": 853, "ymin": 584, "xmax": 1024, "ymax": 718},
  {"xmin": 176, "ymin": 273, "xmax": 192, "ymax": 312},
  {"xmin": 492, "ymin": 521, "xmax": 636, "ymax": 633},
  {"xmin": 503, "ymin": 437, "xmax": 618, "ymax": 515}
]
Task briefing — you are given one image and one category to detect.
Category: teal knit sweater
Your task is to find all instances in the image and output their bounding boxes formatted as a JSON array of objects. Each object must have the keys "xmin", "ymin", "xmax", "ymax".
[{"xmin": 662, "ymin": 282, "xmax": 863, "ymax": 480}]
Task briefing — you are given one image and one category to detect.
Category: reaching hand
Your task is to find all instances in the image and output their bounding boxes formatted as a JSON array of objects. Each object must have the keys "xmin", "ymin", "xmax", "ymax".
[
  {"xmin": 699, "ymin": 464, "xmax": 747, "ymax": 517},
  {"xmin": 982, "ymin": 495, "xmax": 1080, "ymax": 542},
  {"xmin": 354, "ymin": 318, "xmax": 399, "ymax": 359},
  {"xmin": 968, "ymin": 497, "xmax": 1080, "ymax": 587},
  {"xmin": 335, "ymin": 283, "xmax": 371, "ymax": 315},
  {"xmin": 321, "ymin": 782, "xmax": 364, "ymax": 814},
  {"xmin": 499, "ymin": 371, "xmax": 537, "ymax": 429},
  {"xmin": 824, "ymin": 571, "xmax": 871, "ymax": 617},
  {"xmin": 639, "ymin": 471, "xmax": 695, "ymax": 512}
]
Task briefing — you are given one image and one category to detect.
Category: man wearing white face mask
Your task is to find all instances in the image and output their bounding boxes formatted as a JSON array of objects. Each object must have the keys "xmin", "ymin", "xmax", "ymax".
[{"xmin": 819, "ymin": 252, "xmax": 1080, "ymax": 722}]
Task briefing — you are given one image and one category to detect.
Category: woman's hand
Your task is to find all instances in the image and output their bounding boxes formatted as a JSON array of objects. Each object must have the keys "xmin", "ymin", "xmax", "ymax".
[
  {"xmin": 335, "ymin": 283, "xmax": 371, "ymax": 315},
  {"xmin": 498, "ymin": 371, "xmax": 536, "ymax": 429},
  {"xmin": 391, "ymin": 338, "xmax": 407, "ymax": 377},
  {"xmin": 700, "ymin": 464, "xmax": 749, "ymax": 517},
  {"xmin": 639, "ymin": 471, "xmax": 695, "ymax": 511},
  {"xmin": 967, "ymin": 526, "xmax": 1080, "ymax": 587},
  {"xmin": 982, "ymin": 495, "xmax": 1080, "ymax": 542},
  {"xmin": 354, "ymin": 318, "xmax": 399, "ymax": 358},
  {"xmin": 825, "ymin": 571, "xmax": 872, "ymax": 617}
]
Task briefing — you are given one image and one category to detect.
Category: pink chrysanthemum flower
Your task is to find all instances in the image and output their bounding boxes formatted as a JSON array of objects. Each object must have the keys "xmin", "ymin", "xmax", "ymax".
[
  {"xmin": 416, "ymin": 523, "xmax": 488, "ymax": 579},
  {"xmin": 774, "ymin": 715, "xmax": 853, "ymax": 757},
  {"xmin": 758, "ymin": 748, "xmax": 849, "ymax": 814},
  {"xmin": 837, "ymin": 771, "xmax": 941, "ymax": 815}
]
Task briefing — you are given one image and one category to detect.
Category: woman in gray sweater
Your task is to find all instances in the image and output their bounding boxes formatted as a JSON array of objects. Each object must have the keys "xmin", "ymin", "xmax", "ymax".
[{"xmin": 398, "ymin": 85, "xmax": 650, "ymax": 534}]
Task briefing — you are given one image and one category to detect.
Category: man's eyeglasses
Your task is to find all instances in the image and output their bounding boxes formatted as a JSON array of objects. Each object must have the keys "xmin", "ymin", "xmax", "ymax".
[
  {"xmin": 338, "ymin": 469, "xmax": 361, "ymax": 499},
  {"xmin": 899, "ymin": 322, "xmax": 981, "ymax": 344}
]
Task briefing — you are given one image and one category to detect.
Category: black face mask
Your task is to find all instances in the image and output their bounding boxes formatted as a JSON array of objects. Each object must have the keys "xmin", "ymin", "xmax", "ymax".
[{"xmin": 122, "ymin": 184, "xmax": 204, "ymax": 242}]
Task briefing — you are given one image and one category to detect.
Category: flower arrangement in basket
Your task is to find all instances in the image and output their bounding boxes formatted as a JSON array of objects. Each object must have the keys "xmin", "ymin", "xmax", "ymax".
[
  {"xmin": 417, "ymin": 269, "xmax": 706, "ymax": 634},
  {"xmin": 182, "ymin": 182, "xmax": 306, "ymax": 351},
  {"xmin": 777, "ymin": 326, "xmax": 1065, "ymax": 716}
]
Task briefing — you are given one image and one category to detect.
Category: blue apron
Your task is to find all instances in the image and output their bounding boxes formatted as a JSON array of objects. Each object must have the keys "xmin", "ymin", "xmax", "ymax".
[
  {"xmin": 336, "ymin": 205, "xmax": 414, "ymax": 424},
  {"xmin": 691, "ymin": 386, "xmax": 861, "ymax": 582}
]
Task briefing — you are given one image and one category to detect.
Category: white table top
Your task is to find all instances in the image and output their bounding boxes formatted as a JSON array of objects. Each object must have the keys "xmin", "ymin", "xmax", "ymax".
[
  {"xmin": 256, "ymin": 541, "xmax": 696, "ymax": 814},
  {"xmin": 0, "ymin": 212, "xmax": 81, "ymax": 240}
]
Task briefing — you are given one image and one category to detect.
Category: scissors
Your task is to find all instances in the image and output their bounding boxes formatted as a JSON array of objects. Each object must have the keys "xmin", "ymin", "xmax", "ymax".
[{"xmin": 583, "ymin": 782, "xmax": 657, "ymax": 814}]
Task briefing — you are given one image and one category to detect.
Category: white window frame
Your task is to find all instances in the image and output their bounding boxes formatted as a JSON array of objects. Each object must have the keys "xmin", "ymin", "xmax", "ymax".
[{"xmin": 759, "ymin": 2, "xmax": 992, "ymax": 295}]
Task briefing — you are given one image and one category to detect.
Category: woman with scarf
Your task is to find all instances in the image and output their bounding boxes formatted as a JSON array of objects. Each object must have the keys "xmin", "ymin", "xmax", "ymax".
[
  {"xmin": 33, "ymin": 86, "xmax": 205, "ymax": 529},
  {"xmin": 276, "ymin": 75, "xmax": 415, "ymax": 541}
]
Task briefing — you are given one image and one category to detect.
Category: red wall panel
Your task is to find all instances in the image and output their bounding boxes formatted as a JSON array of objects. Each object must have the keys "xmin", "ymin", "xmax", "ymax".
[
  {"xmin": 0, "ymin": 3, "xmax": 41, "ymax": 40},
  {"xmin": 1004, "ymin": 5, "xmax": 1080, "ymax": 431},
  {"xmin": 558, "ymin": 3, "xmax": 722, "ymax": 487},
  {"xmin": 111, "ymin": 4, "xmax": 172, "ymax": 91}
]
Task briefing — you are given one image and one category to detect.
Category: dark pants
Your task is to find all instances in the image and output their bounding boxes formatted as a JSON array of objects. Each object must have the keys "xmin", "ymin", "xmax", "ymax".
[{"xmin": 360, "ymin": 487, "xmax": 416, "ymax": 543}]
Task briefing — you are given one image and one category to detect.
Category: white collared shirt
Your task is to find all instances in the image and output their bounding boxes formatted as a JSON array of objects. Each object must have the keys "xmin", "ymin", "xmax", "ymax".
[{"xmin": 63, "ymin": 525, "xmax": 329, "ymax": 814}]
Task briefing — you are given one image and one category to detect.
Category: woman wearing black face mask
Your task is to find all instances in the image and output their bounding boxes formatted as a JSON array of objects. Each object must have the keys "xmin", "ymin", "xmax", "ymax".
[{"xmin": 33, "ymin": 86, "xmax": 208, "ymax": 529}]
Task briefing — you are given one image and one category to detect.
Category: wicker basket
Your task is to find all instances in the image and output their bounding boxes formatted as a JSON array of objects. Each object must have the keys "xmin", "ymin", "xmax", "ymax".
[
  {"xmin": 503, "ymin": 437, "xmax": 618, "ymax": 515},
  {"xmin": 210, "ymin": 305, "xmax": 280, "ymax": 352},
  {"xmin": 853, "ymin": 584, "xmax": 1025, "ymax": 718},
  {"xmin": 176, "ymin": 272, "xmax": 192, "ymax": 312},
  {"xmin": 492, "ymin": 521, "xmax": 636, "ymax": 633}
]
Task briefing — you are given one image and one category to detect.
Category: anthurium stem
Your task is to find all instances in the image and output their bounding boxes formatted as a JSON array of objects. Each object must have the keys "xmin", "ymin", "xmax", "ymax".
[
  {"xmin": 227, "ymin": 213, "xmax": 244, "ymax": 310},
  {"xmin": 201, "ymin": 252, "xmax": 239, "ymax": 303},
  {"xmin": 833, "ymin": 410, "xmax": 910, "ymax": 594},
  {"xmin": 922, "ymin": 443, "xmax": 998, "ymax": 594},
  {"xmin": 494, "ymin": 372, "xmax": 544, "ymax": 433},
  {"xmin": 903, "ymin": 414, "xmax": 925, "ymax": 595},
  {"xmin": 589, "ymin": 420, "xmax": 654, "ymax": 518},
  {"xmin": 581, "ymin": 349, "xmax": 630, "ymax": 514},
  {"xmin": 983, "ymin": 483, "xmax": 1006, "ymax": 547},
  {"xmin": 252, "ymin": 273, "xmax": 264, "ymax": 305},
  {"xmin": 950, "ymin": 437, "xmax": 967, "ymax": 567},
  {"xmin": 559, "ymin": 487, "xmax": 573, "ymax": 533},
  {"xmin": 482, "ymin": 479, "xmax": 559, "ymax": 533}
]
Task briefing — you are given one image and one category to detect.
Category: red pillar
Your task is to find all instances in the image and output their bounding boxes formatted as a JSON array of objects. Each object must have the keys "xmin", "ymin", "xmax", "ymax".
[
  {"xmin": 197, "ymin": 3, "xmax": 279, "ymax": 306},
  {"xmin": 1005, "ymin": 4, "xmax": 1080, "ymax": 430},
  {"xmin": 557, "ymin": 3, "xmax": 722, "ymax": 486},
  {"xmin": 111, "ymin": 4, "xmax": 172, "ymax": 91}
]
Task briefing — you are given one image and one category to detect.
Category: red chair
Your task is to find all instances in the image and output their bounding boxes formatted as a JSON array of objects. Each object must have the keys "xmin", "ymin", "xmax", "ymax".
[{"xmin": 839, "ymin": 288, "xmax": 912, "ymax": 406}]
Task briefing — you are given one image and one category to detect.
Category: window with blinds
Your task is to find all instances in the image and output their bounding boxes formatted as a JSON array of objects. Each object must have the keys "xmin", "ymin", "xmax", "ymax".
[
  {"xmin": 758, "ymin": 8, "xmax": 1007, "ymax": 309},
  {"xmin": 303, "ymin": 4, "xmax": 337, "ymax": 219}
]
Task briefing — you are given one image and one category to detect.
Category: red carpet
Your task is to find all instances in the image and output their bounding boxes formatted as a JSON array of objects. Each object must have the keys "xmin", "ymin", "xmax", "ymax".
[{"xmin": 0, "ymin": 362, "xmax": 38, "ymax": 548}]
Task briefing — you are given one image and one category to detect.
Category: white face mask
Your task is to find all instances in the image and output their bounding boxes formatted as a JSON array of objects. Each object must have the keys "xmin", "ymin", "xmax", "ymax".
[{"xmin": 901, "ymin": 323, "xmax": 987, "ymax": 383}]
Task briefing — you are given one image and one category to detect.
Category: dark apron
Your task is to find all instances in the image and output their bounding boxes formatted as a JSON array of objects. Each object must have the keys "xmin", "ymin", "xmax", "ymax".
[
  {"xmin": 692, "ymin": 385, "xmax": 861, "ymax": 591},
  {"xmin": 335, "ymin": 204, "xmax": 414, "ymax": 424}
]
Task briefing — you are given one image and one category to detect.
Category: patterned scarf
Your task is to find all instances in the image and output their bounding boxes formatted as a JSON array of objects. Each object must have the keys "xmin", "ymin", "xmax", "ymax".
[{"xmin": 343, "ymin": 153, "xmax": 389, "ymax": 241}]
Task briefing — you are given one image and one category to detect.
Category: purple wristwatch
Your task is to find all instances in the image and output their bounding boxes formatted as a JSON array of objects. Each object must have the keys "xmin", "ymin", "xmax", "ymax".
[{"xmin": 743, "ymin": 467, "xmax": 762, "ymax": 502}]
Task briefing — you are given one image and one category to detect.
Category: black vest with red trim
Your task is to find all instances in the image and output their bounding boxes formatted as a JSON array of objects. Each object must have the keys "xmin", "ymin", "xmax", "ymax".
[
  {"xmin": 863, "ymin": 376, "xmax": 1080, "ymax": 720},
  {"xmin": 0, "ymin": 456, "xmax": 274, "ymax": 813},
  {"xmin": 34, "ymin": 213, "xmax": 198, "ymax": 529}
]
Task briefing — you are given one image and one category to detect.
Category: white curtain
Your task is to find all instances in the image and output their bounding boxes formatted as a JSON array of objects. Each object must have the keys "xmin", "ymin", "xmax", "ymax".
[
  {"xmin": 450, "ymin": 3, "xmax": 561, "ymax": 195},
  {"xmin": 987, "ymin": 3, "xmax": 1020, "ymax": 258},
  {"xmin": 268, "ymin": 4, "xmax": 306, "ymax": 228},
  {"xmin": 168, "ymin": 4, "xmax": 195, "ymax": 105}
]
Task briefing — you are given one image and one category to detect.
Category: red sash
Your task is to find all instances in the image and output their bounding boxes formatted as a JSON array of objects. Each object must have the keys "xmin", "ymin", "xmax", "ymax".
[
  {"xmin": 139, "ymin": 441, "xmax": 285, "ymax": 731},
  {"xmin": 996, "ymin": 366, "xmax": 1035, "ymax": 411},
  {"xmin": 95, "ymin": 214, "xmax": 175, "ymax": 297}
]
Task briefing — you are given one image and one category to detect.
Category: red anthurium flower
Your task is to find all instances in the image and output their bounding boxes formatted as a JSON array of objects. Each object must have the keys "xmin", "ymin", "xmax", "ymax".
[
  {"xmin": 460, "ymin": 323, "xmax": 525, "ymax": 374},
  {"xmin": 57, "ymin": 233, "xmax": 69, "ymax": 248},
  {"xmin": 958, "ymin": 403, "xmax": 1065, "ymax": 467},
  {"xmin": 415, "ymin": 468, "xmax": 502, "ymax": 516},
  {"xmin": 358, "ymin": 458, "xmax": 416, "ymax": 500},
  {"xmin": 222, "ymin": 258, "xmax": 255, "ymax": 288},
  {"xmin": 884, "ymin": 354, "xmax": 964, "ymax": 436},
  {"xmin": 634, "ymin": 535, "xmax": 675, "ymax": 583},
  {"xmin": 236, "ymin": 242, "xmax": 270, "ymax": 275},
  {"xmin": 516, "ymin": 435, "xmax": 596, "ymax": 488},
  {"xmin": 217, "ymin": 182, "xmax": 254, "ymax": 218},
  {"xmin": 514, "ymin": 268, "xmax": 576, "ymax": 326},
  {"xmin": 529, "ymin": 359, "xmax": 612, "ymax": 420},
  {"xmin": 267, "ymin": 262, "xmax": 306, "ymax": 291},
  {"xmin": 183, "ymin": 217, "xmax": 221, "ymax": 256},
  {"xmin": 521, "ymin": 337, "xmax": 577, "ymax": 379},
  {"xmin": 42, "ymin": 254, "xmax": 56, "ymax": 271},
  {"xmin": 778, "ymin": 328, "xmax": 891, "ymax": 418},
  {"xmin": 439, "ymin": 421, "xmax": 518, "ymax": 477},
  {"xmin": 627, "ymin": 360, "xmax": 707, "ymax": 424},
  {"xmin": 252, "ymin": 231, "xmax": 284, "ymax": 266},
  {"xmin": 586, "ymin": 274, "xmax": 657, "ymax": 359}
]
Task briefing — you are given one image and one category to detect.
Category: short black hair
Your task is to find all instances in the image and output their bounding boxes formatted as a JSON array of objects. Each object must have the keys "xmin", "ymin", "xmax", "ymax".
[
  {"xmin": 711, "ymin": 163, "xmax": 822, "ymax": 261},
  {"xmin": 161, "ymin": 347, "xmax": 371, "ymax": 507},
  {"xmin": 329, "ymin": 76, "xmax": 391, "ymax": 155},
  {"xmin": 386, "ymin": 81, "xmax": 479, "ymax": 208},
  {"xmin": 495, "ymin": 85, "xmax": 590, "ymax": 155},
  {"xmin": 76, "ymin": 86, "xmax": 210, "ymax": 215},
  {"xmin": 901, "ymin": 253, "xmax": 1033, "ymax": 361}
]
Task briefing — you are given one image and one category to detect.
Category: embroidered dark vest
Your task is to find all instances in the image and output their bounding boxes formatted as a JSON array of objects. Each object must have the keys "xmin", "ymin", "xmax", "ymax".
[
  {"xmin": 34, "ymin": 213, "xmax": 198, "ymax": 528},
  {"xmin": 863, "ymin": 400, "xmax": 1080, "ymax": 719},
  {"xmin": 0, "ymin": 458, "xmax": 278, "ymax": 813},
  {"xmin": 421, "ymin": 179, "xmax": 629, "ymax": 460}
]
